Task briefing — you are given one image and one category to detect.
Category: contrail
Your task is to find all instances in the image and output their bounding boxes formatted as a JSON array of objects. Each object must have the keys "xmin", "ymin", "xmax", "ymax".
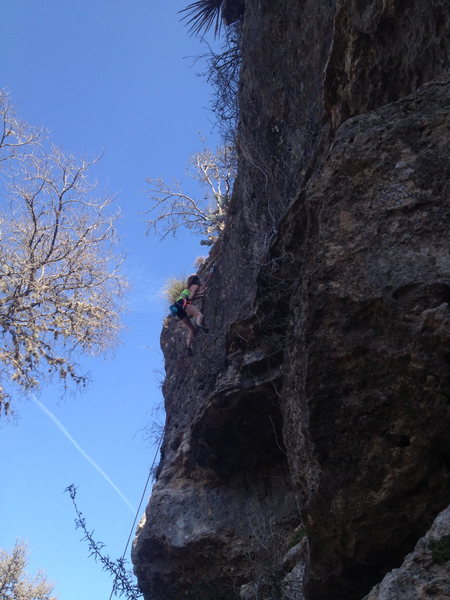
[{"xmin": 31, "ymin": 396, "xmax": 136, "ymax": 514}]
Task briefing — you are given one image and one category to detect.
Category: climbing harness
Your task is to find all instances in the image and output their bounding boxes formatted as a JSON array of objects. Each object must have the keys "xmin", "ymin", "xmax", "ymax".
[{"xmin": 169, "ymin": 289, "xmax": 192, "ymax": 319}]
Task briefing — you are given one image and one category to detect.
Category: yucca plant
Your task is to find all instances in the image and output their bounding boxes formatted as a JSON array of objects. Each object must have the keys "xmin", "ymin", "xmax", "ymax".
[
  {"xmin": 180, "ymin": 0, "xmax": 223, "ymax": 36},
  {"xmin": 161, "ymin": 276, "xmax": 187, "ymax": 304},
  {"xmin": 180, "ymin": 0, "xmax": 244, "ymax": 36}
]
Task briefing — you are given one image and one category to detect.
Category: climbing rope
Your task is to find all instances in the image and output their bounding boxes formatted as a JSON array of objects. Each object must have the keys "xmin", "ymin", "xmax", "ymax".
[{"xmin": 107, "ymin": 431, "xmax": 164, "ymax": 600}]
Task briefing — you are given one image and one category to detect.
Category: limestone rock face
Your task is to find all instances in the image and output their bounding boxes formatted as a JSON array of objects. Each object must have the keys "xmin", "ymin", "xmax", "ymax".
[
  {"xmin": 222, "ymin": 0, "xmax": 244, "ymax": 26},
  {"xmin": 132, "ymin": 1, "xmax": 450, "ymax": 599},
  {"xmin": 282, "ymin": 76, "xmax": 450, "ymax": 600},
  {"xmin": 325, "ymin": 0, "xmax": 450, "ymax": 127},
  {"xmin": 363, "ymin": 506, "xmax": 450, "ymax": 600}
]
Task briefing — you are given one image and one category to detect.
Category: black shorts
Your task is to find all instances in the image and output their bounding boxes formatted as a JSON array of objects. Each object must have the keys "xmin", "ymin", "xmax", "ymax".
[{"xmin": 170, "ymin": 301, "xmax": 187, "ymax": 320}]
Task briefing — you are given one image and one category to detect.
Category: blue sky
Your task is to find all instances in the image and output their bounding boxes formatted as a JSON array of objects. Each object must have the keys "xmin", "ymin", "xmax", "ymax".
[{"xmin": 0, "ymin": 2, "xmax": 221, "ymax": 598}]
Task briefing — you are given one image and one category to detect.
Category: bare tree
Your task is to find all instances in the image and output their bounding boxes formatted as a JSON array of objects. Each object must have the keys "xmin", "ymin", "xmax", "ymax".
[
  {"xmin": 0, "ymin": 89, "xmax": 42, "ymax": 164},
  {"xmin": 0, "ymin": 91, "xmax": 125, "ymax": 415},
  {"xmin": 0, "ymin": 541, "xmax": 56, "ymax": 600},
  {"xmin": 145, "ymin": 144, "xmax": 236, "ymax": 245},
  {"xmin": 202, "ymin": 23, "xmax": 241, "ymax": 146},
  {"xmin": 66, "ymin": 485, "xmax": 142, "ymax": 600}
]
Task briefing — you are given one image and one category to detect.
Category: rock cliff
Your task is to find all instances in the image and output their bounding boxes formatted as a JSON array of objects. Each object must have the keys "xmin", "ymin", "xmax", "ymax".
[{"xmin": 132, "ymin": 1, "xmax": 450, "ymax": 599}]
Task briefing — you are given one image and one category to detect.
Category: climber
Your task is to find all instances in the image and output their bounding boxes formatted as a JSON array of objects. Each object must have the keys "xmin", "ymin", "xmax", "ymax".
[{"xmin": 170, "ymin": 274, "xmax": 208, "ymax": 356}]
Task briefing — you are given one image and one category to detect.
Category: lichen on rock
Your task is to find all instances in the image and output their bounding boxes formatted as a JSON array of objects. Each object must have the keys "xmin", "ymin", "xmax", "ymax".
[{"xmin": 363, "ymin": 506, "xmax": 450, "ymax": 600}]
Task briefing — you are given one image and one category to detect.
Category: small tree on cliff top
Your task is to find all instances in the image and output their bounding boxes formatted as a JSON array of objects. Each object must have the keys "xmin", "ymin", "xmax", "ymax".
[
  {"xmin": 0, "ymin": 90, "xmax": 125, "ymax": 415},
  {"xmin": 145, "ymin": 144, "xmax": 236, "ymax": 245}
]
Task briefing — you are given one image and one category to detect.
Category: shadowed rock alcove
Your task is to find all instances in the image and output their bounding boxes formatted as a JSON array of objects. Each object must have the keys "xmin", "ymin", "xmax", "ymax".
[{"xmin": 191, "ymin": 381, "xmax": 287, "ymax": 481}]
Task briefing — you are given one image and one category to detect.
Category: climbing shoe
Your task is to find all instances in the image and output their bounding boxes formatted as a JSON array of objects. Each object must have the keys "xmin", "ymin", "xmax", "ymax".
[
  {"xmin": 197, "ymin": 325, "xmax": 209, "ymax": 334},
  {"xmin": 187, "ymin": 346, "xmax": 193, "ymax": 357}
]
